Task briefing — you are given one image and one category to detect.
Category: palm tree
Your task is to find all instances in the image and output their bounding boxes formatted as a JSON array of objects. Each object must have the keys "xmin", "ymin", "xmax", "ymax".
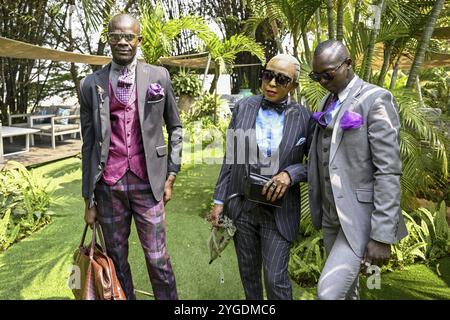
[
  {"xmin": 326, "ymin": 0, "xmax": 335, "ymax": 40},
  {"xmin": 336, "ymin": 0, "xmax": 344, "ymax": 42},
  {"xmin": 206, "ymin": 34, "xmax": 266, "ymax": 94},
  {"xmin": 139, "ymin": 3, "xmax": 215, "ymax": 65},
  {"xmin": 406, "ymin": 0, "xmax": 446, "ymax": 88}
]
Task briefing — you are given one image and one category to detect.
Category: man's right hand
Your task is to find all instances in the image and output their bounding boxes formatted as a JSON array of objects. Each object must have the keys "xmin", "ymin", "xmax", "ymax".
[
  {"xmin": 206, "ymin": 204, "xmax": 223, "ymax": 227},
  {"xmin": 84, "ymin": 200, "xmax": 97, "ymax": 227}
]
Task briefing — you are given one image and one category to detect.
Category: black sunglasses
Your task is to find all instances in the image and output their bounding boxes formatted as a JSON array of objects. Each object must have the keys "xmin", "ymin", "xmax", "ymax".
[
  {"xmin": 260, "ymin": 69, "xmax": 293, "ymax": 87},
  {"xmin": 108, "ymin": 32, "xmax": 140, "ymax": 44},
  {"xmin": 309, "ymin": 59, "xmax": 349, "ymax": 82}
]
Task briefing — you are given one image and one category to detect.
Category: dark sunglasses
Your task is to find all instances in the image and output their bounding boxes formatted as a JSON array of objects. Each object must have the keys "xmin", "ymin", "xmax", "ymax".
[
  {"xmin": 260, "ymin": 69, "xmax": 293, "ymax": 87},
  {"xmin": 309, "ymin": 59, "xmax": 349, "ymax": 82},
  {"xmin": 108, "ymin": 32, "xmax": 140, "ymax": 44}
]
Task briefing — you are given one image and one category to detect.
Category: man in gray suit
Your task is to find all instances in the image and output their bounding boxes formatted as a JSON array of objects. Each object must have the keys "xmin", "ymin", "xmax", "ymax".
[
  {"xmin": 80, "ymin": 14, "xmax": 182, "ymax": 300},
  {"xmin": 208, "ymin": 54, "xmax": 313, "ymax": 299},
  {"xmin": 308, "ymin": 40, "xmax": 407, "ymax": 300}
]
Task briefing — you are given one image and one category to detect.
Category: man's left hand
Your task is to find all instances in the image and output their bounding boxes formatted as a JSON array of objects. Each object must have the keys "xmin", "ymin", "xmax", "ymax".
[
  {"xmin": 362, "ymin": 239, "xmax": 391, "ymax": 270},
  {"xmin": 262, "ymin": 171, "xmax": 291, "ymax": 203},
  {"xmin": 163, "ymin": 175, "xmax": 176, "ymax": 205}
]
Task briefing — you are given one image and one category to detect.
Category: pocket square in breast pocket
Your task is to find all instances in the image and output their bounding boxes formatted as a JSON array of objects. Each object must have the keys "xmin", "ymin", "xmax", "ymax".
[{"xmin": 295, "ymin": 137, "xmax": 306, "ymax": 146}]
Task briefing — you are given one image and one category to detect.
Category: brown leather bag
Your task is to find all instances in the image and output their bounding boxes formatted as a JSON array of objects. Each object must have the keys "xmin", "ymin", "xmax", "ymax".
[{"xmin": 72, "ymin": 223, "xmax": 126, "ymax": 300}]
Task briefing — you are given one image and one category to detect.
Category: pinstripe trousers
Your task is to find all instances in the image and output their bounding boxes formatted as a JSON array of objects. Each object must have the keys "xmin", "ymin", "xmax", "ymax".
[{"xmin": 233, "ymin": 204, "xmax": 292, "ymax": 300}]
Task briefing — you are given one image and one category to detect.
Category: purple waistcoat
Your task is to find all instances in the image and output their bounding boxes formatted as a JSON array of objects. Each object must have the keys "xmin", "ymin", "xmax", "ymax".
[{"xmin": 102, "ymin": 81, "xmax": 149, "ymax": 185}]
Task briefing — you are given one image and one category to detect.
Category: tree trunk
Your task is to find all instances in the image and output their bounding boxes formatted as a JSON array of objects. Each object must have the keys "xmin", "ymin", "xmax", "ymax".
[
  {"xmin": 389, "ymin": 55, "xmax": 401, "ymax": 90},
  {"xmin": 301, "ymin": 31, "xmax": 311, "ymax": 66},
  {"xmin": 377, "ymin": 40, "xmax": 395, "ymax": 86},
  {"xmin": 351, "ymin": 0, "xmax": 362, "ymax": 44},
  {"xmin": 315, "ymin": 8, "xmax": 322, "ymax": 43},
  {"xmin": 326, "ymin": 0, "xmax": 335, "ymax": 40},
  {"xmin": 267, "ymin": 4, "xmax": 284, "ymax": 54},
  {"xmin": 406, "ymin": 0, "xmax": 445, "ymax": 88},
  {"xmin": 336, "ymin": 0, "xmax": 344, "ymax": 42},
  {"xmin": 361, "ymin": 0, "xmax": 386, "ymax": 81},
  {"xmin": 209, "ymin": 67, "xmax": 220, "ymax": 95}
]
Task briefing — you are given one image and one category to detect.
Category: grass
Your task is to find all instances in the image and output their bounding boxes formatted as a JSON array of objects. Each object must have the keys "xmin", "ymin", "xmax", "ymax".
[{"xmin": 0, "ymin": 157, "xmax": 449, "ymax": 299}]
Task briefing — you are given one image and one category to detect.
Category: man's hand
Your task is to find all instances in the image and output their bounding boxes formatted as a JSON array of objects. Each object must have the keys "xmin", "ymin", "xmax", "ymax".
[
  {"xmin": 262, "ymin": 171, "xmax": 291, "ymax": 203},
  {"xmin": 84, "ymin": 199, "xmax": 97, "ymax": 227},
  {"xmin": 206, "ymin": 204, "xmax": 223, "ymax": 227},
  {"xmin": 362, "ymin": 239, "xmax": 391, "ymax": 270},
  {"xmin": 164, "ymin": 174, "xmax": 176, "ymax": 205}
]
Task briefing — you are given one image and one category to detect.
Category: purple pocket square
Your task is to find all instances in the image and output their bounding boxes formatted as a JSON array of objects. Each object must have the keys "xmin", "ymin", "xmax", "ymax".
[
  {"xmin": 340, "ymin": 111, "xmax": 363, "ymax": 130},
  {"xmin": 147, "ymin": 83, "xmax": 165, "ymax": 101}
]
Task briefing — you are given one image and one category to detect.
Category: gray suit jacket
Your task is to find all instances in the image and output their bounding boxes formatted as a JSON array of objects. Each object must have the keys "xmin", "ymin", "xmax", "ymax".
[
  {"xmin": 214, "ymin": 95, "xmax": 314, "ymax": 242},
  {"xmin": 308, "ymin": 76, "xmax": 407, "ymax": 256},
  {"xmin": 80, "ymin": 61, "xmax": 182, "ymax": 205}
]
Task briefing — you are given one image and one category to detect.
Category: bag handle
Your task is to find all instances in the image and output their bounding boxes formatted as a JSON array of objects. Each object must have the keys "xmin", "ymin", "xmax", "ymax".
[{"xmin": 80, "ymin": 222, "xmax": 109, "ymax": 259}]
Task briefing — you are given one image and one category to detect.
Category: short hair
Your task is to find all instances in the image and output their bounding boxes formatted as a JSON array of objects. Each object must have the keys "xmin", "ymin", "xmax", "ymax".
[
  {"xmin": 108, "ymin": 14, "xmax": 141, "ymax": 34},
  {"xmin": 270, "ymin": 54, "xmax": 300, "ymax": 83},
  {"xmin": 314, "ymin": 40, "xmax": 349, "ymax": 61}
]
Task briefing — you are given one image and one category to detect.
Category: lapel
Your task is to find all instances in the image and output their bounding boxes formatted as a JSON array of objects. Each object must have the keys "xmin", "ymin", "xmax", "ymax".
[
  {"xmin": 308, "ymin": 93, "xmax": 329, "ymax": 160},
  {"xmin": 136, "ymin": 61, "xmax": 153, "ymax": 128},
  {"xmin": 94, "ymin": 64, "xmax": 110, "ymax": 144},
  {"xmin": 329, "ymin": 76, "xmax": 365, "ymax": 163}
]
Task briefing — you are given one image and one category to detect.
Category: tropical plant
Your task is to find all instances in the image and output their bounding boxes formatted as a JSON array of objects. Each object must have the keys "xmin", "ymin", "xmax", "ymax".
[
  {"xmin": 389, "ymin": 201, "xmax": 450, "ymax": 270},
  {"xmin": 139, "ymin": 2, "xmax": 215, "ymax": 65},
  {"xmin": 172, "ymin": 68, "xmax": 202, "ymax": 97},
  {"xmin": 205, "ymin": 34, "xmax": 265, "ymax": 94},
  {"xmin": 288, "ymin": 183, "xmax": 326, "ymax": 287},
  {"xmin": 0, "ymin": 161, "xmax": 53, "ymax": 252}
]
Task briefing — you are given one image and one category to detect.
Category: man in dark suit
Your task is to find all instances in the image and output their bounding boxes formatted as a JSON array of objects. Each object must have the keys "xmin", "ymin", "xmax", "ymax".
[
  {"xmin": 80, "ymin": 14, "xmax": 182, "ymax": 300},
  {"xmin": 208, "ymin": 54, "xmax": 313, "ymax": 300}
]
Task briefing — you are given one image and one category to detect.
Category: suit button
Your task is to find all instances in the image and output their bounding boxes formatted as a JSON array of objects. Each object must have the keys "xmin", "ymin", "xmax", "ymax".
[
  {"xmin": 323, "ymin": 162, "xmax": 328, "ymax": 166},
  {"xmin": 337, "ymin": 195, "xmax": 343, "ymax": 199},
  {"xmin": 323, "ymin": 148, "xmax": 328, "ymax": 152}
]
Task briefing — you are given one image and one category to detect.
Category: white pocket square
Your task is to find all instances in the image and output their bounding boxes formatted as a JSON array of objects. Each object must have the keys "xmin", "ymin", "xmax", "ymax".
[{"xmin": 295, "ymin": 137, "xmax": 306, "ymax": 146}]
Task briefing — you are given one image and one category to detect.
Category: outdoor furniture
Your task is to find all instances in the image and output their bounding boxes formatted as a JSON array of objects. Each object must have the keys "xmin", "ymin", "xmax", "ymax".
[
  {"xmin": 0, "ymin": 123, "xmax": 40, "ymax": 163},
  {"xmin": 8, "ymin": 104, "xmax": 81, "ymax": 149}
]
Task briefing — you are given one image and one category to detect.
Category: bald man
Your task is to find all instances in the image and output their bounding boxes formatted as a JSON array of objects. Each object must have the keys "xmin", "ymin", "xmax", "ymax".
[
  {"xmin": 80, "ymin": 14, "xmax": 182, "ymax": 300},
  {"xmin": 308, "ymin": 40, "xmax": 407, "ymax": 299},
  {"xmin": 208, "ymin": 54, "xmax": 314, "ymax": 300}
]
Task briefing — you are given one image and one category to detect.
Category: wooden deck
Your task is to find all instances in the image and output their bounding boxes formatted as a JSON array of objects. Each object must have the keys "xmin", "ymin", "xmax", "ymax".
[{"xmin": 1, "ymin": 135, "xmax": 81, "ymax": 168}]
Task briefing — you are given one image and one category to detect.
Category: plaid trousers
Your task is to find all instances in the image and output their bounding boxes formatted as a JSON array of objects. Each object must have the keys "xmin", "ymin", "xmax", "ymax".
[{"xmin": 94, "ymin": 171, "xmax": 178, "ymax": 300}]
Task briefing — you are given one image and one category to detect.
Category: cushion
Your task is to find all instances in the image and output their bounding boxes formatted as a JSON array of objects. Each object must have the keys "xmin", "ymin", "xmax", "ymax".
[
  {"xmin": 56, "ymin": 107, "xmax": 71, "ymax": 125},
  {"xmin": 35, "ymin": 124, "xmax": 80, "ymax": 133},
  {"xmin": 32, "ymin": 108, "xmax": 48, "ymax": 124}
]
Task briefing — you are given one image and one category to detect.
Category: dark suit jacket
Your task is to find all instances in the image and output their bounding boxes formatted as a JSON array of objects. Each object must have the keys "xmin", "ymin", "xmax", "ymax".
[
  {"xmin": 80, "ymin": 61, "xmax": 182, "ymax": 205},
  {"xmin": 213, "ymin": 95, "xmax": 313, "ymax": 242}
]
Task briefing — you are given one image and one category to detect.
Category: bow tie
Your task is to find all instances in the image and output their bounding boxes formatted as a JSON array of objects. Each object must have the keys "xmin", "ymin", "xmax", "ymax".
[{"xmin": 261, "ymin": 98, "xmax": 288, "ymax": 114}]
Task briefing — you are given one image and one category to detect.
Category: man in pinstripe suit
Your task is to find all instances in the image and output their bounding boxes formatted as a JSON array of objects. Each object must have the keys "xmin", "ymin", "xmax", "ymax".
[
  {"xmin": 308, "ymin": 40, "xmax": 407, "ymax": 299},
  {"xmin": 207, "ymin": 54, "xmax": 313, "ymax": 300}
]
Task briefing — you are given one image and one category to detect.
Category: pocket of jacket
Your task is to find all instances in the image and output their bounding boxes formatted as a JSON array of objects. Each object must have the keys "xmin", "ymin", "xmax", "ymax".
[
  {"xmin": 147, "ymin": 97, "xmax": 164, "ymax": 104},
  {"xmin": 156, "ymin": 145, "xmax": 167, "ymax": 157},
  {"xmin": 355, "ymin": 189, "xmax": 373, "ymax": 203}
]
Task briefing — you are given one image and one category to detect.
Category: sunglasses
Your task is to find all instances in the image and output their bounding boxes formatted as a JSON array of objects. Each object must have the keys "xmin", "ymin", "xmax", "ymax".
[
  {"xmin": 309, "ymin": 59, "xmax": 349, "ymax": 82},
  {"xmin": 108, "ymin": 32, "xmax": 140, "ymax": 44},
  {"xmin": 260, "ymin": 69, "xmax": 293, "ymax": 87}
]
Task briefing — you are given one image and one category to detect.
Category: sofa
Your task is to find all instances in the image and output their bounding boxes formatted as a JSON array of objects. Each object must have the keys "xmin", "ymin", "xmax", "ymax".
[{"xmin": 8, "ymin": 104, "xmax": 81, "ymax": 149}]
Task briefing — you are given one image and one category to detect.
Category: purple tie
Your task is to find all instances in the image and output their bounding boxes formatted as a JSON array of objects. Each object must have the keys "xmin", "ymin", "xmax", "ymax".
[
  {"xmin": 117, "ymin": 67, "xmax": 133, "ymax": 103},
  {"xmin": 312, "ymin": 94, "xmax": 339, "ymax": 128}
]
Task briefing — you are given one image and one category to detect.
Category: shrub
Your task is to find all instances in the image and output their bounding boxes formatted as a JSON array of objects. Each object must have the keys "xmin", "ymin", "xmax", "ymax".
[
  {"xmin": 0, "ymin": 161, "xmax": 53, "ymax": 252},
  {"xmin": 172, "ymin": 68, "xmax": 202, "ymax": 97}
]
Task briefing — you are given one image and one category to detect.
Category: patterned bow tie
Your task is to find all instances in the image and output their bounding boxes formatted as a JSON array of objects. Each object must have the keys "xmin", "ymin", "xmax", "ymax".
[
  {"xmin": 117, "ymin": 67, "xmax": 133, "ymax": 103},
  {"xmin": 261, "ymin": 98, "xmax": 288, "ymax": 114}
]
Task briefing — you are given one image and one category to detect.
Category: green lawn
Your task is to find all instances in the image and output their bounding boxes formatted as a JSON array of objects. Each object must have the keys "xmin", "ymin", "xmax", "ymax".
[{"xmin": 0, "ymin": 157, "xmax": 449, "ymax": 300}]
